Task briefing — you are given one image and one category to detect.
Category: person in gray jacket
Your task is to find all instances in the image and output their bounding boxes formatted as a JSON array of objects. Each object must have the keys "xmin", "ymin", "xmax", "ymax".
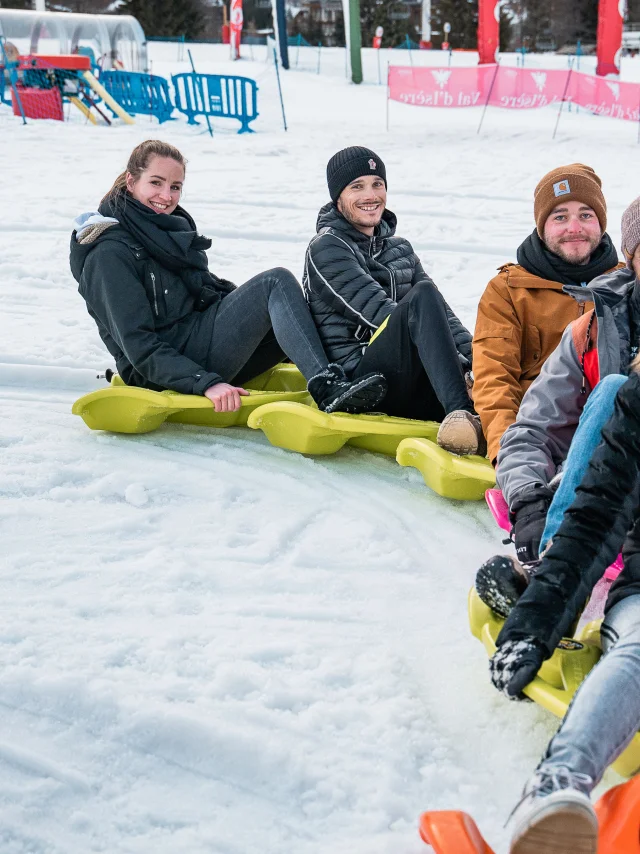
[{"xmin": 476, "ymin": 197, "xmax": 640, "ymax": 617}]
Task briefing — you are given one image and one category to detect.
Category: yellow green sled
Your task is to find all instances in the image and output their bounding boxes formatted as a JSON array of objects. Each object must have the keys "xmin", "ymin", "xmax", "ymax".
[
  {"xmin": 72, "ymin": 364, "xmax": 310, "ymax": 434},
  {"xmin": 396, "ymin": 438, "xmax": 495, "ymax": 501},
  {"xmin": 73, "ymin": 364, "xmax": 496, "ymax": 503},
  {"xmin": 247, "ymin": 400, "xmax": 439, "ymax": 455},
  {"xmin": 468, "ymin": 587, "xmax": 640, "ymax": 777},
  {"xmin": 247, "ymin": 401, "xmax": 495, "ymax": 500}
]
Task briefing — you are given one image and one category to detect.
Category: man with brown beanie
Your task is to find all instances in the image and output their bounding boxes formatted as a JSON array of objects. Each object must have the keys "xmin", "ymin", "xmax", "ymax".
[
  {"xmin": 303, "ymin": 145, "xmax": 485, "ymax": 456},
  {"xmin": 475, "ymin": 196, "xmax": 640, "ymax": 621},
  {"xmin": 473, "ymin": 163, "xmax": 620, "ymax": 468}
]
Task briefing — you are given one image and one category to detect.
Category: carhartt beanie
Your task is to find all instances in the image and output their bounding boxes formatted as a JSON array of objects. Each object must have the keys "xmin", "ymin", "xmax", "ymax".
[
  {"xmin": 534, "ymin": 164, "xmax": 607, "ymax": 237},
  {"xmin": 326, "ymin": 147, "xmax": 387, "ymax": 202},
  {"xmin": 621, "ymin": 196, "xmax": 640, "ymax": 269}
]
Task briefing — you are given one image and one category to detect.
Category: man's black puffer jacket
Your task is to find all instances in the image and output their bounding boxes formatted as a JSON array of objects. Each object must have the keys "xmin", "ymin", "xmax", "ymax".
[
  {"xmin": 70, "ymin": 224, "xmax": 227, "ymax": 395},
  {"xmin": 303, "ymin": 202, "xmax": 472, "ymax": 375},
  {"xmin": 496, "ymin": 370, "xmax": 640, "ymax": 659}
]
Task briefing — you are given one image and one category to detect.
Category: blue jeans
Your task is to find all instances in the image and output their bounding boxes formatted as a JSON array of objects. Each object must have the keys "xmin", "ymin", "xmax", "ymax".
[
  {"xmin": 539, "ymin": 594, "xmax": 640, "ymax": 789},
  {"xmin": 540, "ymin": 374, "xmax": 628, "ymax": 552},
  {"xmin": 204, "ymin": 268, "xmax": 328, "ymax": 383}
]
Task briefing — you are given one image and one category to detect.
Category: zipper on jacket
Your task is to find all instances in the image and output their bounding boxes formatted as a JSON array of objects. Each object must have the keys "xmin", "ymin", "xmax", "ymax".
[{"xmin": 150, "ymin": 270, "xmax": 159, "ymax": 316}]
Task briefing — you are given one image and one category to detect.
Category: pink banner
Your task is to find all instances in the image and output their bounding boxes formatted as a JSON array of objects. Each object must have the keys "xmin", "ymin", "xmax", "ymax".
[
  {"xmin": 388, "ymin": 65, "xmax": 640, "ymax": 122},
  {"xmin": 573, "ymin": 73, "xmax": 640, "ymax": 120}
]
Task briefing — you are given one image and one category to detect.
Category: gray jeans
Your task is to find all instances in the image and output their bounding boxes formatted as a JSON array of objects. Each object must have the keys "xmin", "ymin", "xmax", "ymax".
[
  {"xmin": 539, "ymin": 594, "xmax": 640, "ymax": 789},
  {"xmin": 204, "ymin": 267, "xmax": 328, "ymax": 383}
]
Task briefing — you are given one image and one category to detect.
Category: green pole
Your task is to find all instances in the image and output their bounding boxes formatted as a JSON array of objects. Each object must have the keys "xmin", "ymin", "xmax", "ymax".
[{"xmin": 348, "ymin": 0, "xmax": 363, "ymax": 84}]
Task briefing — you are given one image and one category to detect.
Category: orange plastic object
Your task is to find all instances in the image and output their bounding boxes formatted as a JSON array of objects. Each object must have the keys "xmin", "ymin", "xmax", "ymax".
[
  {"xmin": 418, "ymin": 778, "xmax": 640, "ymax": 853},
  {"xmin": 419, "ymin": 811, "xmax": 495, "ymax": 854},
  {"xmin": 595, "ymin": 776, "xmax": 640, "ymax": 853}
]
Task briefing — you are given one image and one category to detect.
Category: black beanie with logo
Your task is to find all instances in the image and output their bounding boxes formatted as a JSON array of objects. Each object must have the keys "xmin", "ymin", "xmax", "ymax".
[{"xmin": 326, "ymin": 146, "xmax": 387, "ymax": 202}]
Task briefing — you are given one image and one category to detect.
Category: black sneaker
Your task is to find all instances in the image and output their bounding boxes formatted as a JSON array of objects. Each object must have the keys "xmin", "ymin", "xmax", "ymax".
[
  {"xmin": 475, "ymin": 555, "xmax": 540, "ymax": 619},
  {"xmin": 308, "ymin": 364, "xmax": 387, "ymax": 414}
]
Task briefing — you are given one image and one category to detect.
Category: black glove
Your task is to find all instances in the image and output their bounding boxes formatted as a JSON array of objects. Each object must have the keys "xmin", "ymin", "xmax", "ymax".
[
  {"xmin": 458, "ymin": 351, "xmax": 472, "ymax": 373},
  {"xmin": 489, "ymin": 638, "xmax": 545, "ymax": 700},
  {"xmin": 458, "ymin": 338, "xmax": 472, "ymax": 366},
  {"xmin": 510, "ymin": 491, "xmax": 551, "ymax": 564}
]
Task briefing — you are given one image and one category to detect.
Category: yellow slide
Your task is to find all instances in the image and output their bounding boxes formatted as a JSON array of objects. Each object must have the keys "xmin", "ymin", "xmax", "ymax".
[
  {"xmin": 81, "ymin": 71, "xmax": 135, "ymax": 125},
  {"xmin": 69, "ymin": 96, "xmax": 98, "ymax": 125}
]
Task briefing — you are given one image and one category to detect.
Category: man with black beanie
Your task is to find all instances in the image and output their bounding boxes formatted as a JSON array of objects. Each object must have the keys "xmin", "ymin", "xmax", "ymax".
[{"xmin": 303, "ymin": 145, "xmax": 485, "ymax": 457}]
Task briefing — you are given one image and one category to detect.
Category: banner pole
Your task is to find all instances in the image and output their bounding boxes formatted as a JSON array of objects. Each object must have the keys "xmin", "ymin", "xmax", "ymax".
[
  {"xmin": 271, "ymin": 0, "xmax": 289, "ymax": 70},
  {"xmin": 273, "ymin": 46, "xmax": 288, "ymax": 132},
  {"xmin": 553, "ymin": 59, "xmax": 573, "ymax": 140},
  {"xmin": 477, "ymin": 60, "xmax": 500, "ymax": 135},
  {"xmin": 188, "ymin": 49, "xmax": 212, "ymax": 138},
  {"xmin": 349, "ymin": 0, "xmax": 363, "ymax": 83},
  {"xmin": 636, "ymin": 87, "xmax": 640, "ymax": 144}
]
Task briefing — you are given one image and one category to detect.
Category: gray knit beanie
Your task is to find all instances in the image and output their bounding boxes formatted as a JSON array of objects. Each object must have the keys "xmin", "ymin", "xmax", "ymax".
[
  {"xmin": 621, "ymin": 196, "xmax": 640, "ymax": 269},
  {"xmin": 326, "ymin": 146, "xmax": 386, "ymax": 202}
]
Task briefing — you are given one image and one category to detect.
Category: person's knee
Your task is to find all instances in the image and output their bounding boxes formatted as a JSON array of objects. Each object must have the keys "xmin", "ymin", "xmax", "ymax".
[
  {"xmin": 408, "ymin": 279, "xmax": 437, "ymax": 305},
  {"xmin": 266, "ymin": 267, "xmax": 299, "ymax": 290},
  {"xmin": 602, "ymin": 594, "xmax": 640, "ymax": 650},
  {"xmin": 404, "ymin": 280, "xmax": 441, "ymax": 320}
]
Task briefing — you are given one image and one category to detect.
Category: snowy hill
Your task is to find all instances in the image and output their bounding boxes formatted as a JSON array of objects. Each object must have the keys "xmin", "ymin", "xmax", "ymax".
[{"xmin": 1, "ymin": 42, "xmax": 638, "ymax": 854}]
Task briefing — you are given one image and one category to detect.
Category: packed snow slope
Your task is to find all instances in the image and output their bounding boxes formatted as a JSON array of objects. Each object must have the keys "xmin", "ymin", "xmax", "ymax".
[{"xmin": 1, "ymin": 43, "xmax": 640, "ymax": 854}]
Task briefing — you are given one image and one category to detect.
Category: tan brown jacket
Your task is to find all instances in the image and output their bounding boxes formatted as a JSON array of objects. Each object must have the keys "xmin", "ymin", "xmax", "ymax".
[{"xmin": 472, "ymin": 263, "xmax": 597, "ymax": 463}]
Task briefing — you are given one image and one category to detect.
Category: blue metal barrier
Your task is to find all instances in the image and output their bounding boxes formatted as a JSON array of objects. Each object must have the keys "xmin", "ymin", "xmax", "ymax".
[
  {"xmin": 100, "ymin": 70, "xmax": 174, "ymax": 123},
  {"xmin": 171, "ymin": 72, "xmax": 258, "ymax": 133}
]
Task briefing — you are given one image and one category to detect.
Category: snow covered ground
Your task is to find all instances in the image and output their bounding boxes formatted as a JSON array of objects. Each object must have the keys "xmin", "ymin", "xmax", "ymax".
[{"xmin": 1, "ymin": 42, "xmax": 639, "ymax": 854}]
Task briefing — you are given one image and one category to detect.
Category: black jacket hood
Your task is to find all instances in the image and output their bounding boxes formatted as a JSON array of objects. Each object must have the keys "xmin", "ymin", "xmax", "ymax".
[{"xmin": 69, "ymin": 224, "xmax": 131, "ymax": 285}]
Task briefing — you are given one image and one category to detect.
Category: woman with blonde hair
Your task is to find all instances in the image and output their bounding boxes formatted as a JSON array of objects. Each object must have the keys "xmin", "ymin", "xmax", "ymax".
[{"xmin": 71, "ymin": 140, "xmax": 386, "ymax": 413}]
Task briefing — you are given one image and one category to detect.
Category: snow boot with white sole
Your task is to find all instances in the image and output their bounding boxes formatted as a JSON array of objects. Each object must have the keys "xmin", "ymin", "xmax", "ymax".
[{"xmin": 436, "ymin": 410, "xmax": 487, "ymax": 456}]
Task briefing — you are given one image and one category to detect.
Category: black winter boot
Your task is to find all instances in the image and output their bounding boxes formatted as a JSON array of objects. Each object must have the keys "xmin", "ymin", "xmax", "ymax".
[
  {"xmin": 308, "ymin": 364, "xmax": 387, "ymax": 414},
  {"xmin": 475, "ymin": 554, "xmax": 540, "ymax": 619}
]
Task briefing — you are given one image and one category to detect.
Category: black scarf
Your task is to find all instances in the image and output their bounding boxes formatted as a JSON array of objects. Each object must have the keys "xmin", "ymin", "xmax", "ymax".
[
  {"xmin": 517, "ymin": 229, "xmax": 618, "ymax": 286},
  {"xmin": 99, "ymin": 194, "xmax": 235, "ymax": 310}
]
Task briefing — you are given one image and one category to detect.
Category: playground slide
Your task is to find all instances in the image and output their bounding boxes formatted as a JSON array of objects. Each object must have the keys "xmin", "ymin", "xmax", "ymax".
[{"xmin": 81, "ymin": 71, "xmax": 134, "ymax": 125}]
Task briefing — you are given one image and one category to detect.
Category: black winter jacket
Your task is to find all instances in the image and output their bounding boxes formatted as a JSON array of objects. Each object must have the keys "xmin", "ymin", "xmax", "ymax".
[
  {"xmin": 71, "ymin": 223, "xmax": 227, "ymax": 395},
  {"xmin": 303, "ymin": 203, "xmax": 472, "ymax": 375},
  {"xmin": 497, "ymin": 370, "xmax": 640, "ymax": 658}
]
